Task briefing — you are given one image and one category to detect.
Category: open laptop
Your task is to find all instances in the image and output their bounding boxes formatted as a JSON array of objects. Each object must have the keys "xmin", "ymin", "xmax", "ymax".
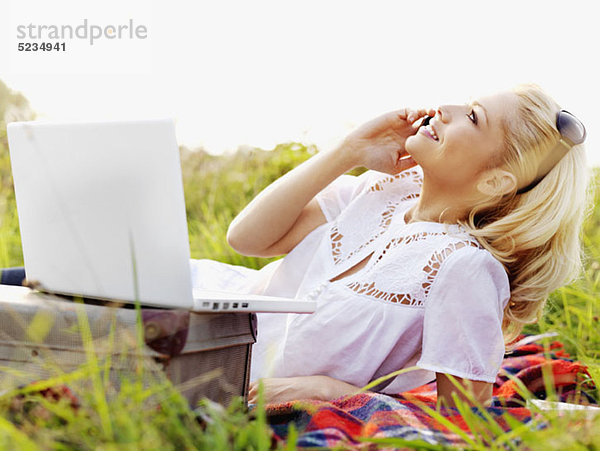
[{"xmin": 6, "ymin": 119, "xmax": 316, "ymax": 314}]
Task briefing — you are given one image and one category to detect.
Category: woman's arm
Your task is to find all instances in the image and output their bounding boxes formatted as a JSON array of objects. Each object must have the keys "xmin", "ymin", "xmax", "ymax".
[
  {"xmin": 227, "ymin": 147, "xmax": 357, "ymax": 257},
  {"xmin": 248, "ymin": 375, "xmax": 362, "ymax": 404},
  {"xmin": 435, "ymin": 372, "xmax": 493, "ymax": 409},
  {"xmin": 227, "ymin": 108, "xmax": 431, "ymax": 257}
]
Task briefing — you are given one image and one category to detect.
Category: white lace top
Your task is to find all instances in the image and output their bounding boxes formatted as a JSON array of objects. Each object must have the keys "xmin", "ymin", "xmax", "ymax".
[{"xmin": 190, "ymin": 166, "xmax": 511, "ymax": 394}]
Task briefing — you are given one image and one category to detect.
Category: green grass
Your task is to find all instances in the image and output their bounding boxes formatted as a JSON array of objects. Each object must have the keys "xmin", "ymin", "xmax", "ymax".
[
  {"xmin": 0, "ymin": 296, "xmax": 277, "ymax": 450},
  {"xmin": 1, "ymin": 112, "xmax": 599, "ymax": 448},
  {"xmin": 181, "ymin": 142, "xmax": 318, "ymax": 270}
]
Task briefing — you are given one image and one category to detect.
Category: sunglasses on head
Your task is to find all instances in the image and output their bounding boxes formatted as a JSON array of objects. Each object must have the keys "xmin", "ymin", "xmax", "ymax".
[{"xmin": 516, "ymin": 109, "xmax": 586, "ymax": 194}]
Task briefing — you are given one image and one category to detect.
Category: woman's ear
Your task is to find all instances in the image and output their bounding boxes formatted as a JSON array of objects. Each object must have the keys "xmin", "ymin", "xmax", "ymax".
[{"xmin": 476, "ymin": 169, "xmax": 517, "ymax": 197}]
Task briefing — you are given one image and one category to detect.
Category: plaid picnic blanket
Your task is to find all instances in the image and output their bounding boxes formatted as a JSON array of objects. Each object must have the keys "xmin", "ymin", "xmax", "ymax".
[{"xmin": 261, "ymin": 333, "xmax": 598, "ymax": 449}]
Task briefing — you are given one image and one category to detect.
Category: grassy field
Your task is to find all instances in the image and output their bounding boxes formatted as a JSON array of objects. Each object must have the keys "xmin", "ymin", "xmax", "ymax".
[{"xmin": 0, "ymin": 108, "xmax": 599, "ymax": 447}]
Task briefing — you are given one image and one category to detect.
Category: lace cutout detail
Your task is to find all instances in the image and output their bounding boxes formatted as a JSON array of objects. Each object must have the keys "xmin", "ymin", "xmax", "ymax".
[
  {"xmin": 371, "ymin": 231, "xmax": 446, "ymax": 268},
  {"xmin": 330, "ymin": 193, "xmax": 418, "ymax": 264},
  {"xmin": 421, "ymin": 240, "xmax": 480, "ymax": 297},
  {"xmin": 346, "ymin": 281, "xmax": 417, "ymax": 305},
  {"xmin": 329, "ymin": 168, "xmax": 423, "ymax": 266},
  {"xmin": 368, "ymin": 169, "xmax": 423, "ymax": 192},
  {"xmin": 344, "ymin": 233, "xmax": 482, "ymax": 307}
]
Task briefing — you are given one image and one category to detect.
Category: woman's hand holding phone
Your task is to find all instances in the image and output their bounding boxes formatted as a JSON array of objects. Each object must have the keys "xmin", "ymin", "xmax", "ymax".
[{"xmin": 340, "ymin": 107, "xmax": 435, "ymax": 174}]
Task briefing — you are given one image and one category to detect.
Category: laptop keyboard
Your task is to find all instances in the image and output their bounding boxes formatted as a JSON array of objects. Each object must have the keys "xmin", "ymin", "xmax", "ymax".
[{"xmin": 201, "ymin": 300, "xmax": 249, "ymax": 310}]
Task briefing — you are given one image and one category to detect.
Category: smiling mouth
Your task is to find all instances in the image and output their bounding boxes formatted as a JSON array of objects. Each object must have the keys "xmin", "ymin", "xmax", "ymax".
[{"xmin": 419, "ymin": 116, "xmax": 439, "ymax": 141}]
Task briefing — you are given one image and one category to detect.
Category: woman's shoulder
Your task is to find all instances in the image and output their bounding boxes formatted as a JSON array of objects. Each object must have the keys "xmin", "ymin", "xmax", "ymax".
[
  {"xmin": 317, "ymin": 166, "xmax": 424, "ymax": 222},
  {"xmin": 441, "ymin": 242, "xmax": 505, "ymax": 271},
  {"xmin": 430, "ymin": 243, "xmax": 511, "ymax": 306},
  {"xmin": 420, "ymin": 227, "xmax": 502, "ymax": 272}
]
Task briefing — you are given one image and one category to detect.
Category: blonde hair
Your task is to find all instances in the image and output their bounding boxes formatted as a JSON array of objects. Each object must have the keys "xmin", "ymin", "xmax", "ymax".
[{"xmin": 457, "ymin": 84, "xmax": 594, "ymax": 348}]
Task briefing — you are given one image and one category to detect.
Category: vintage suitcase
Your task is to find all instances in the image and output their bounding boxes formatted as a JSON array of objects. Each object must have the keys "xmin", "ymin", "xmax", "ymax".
[{"xmin": 0, "ymin": 285, "xmax": 257, "ymax": 408}]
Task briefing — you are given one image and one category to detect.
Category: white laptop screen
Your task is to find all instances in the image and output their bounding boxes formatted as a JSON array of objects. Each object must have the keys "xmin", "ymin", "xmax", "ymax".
[{"xmin": 7, "ymin": 119, "xmax": 194, "ymax": 309}]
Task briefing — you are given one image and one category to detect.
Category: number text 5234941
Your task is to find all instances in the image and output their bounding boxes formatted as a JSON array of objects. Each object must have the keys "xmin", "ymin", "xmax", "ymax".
[{"xmin": 18, "ymin": 42, "xmax": 66, "ymax": 51}]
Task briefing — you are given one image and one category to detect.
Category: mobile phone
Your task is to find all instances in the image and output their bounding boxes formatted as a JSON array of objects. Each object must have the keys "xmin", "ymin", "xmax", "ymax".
[{"xmin": 420, "ymin": 115, "xmax": 433, "ymax": 127}]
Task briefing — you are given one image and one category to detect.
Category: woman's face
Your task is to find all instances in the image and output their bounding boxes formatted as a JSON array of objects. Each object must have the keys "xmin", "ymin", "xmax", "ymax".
[{"xmin": 405, "ymin": 91, "xmax": 519, "ymax": 191}]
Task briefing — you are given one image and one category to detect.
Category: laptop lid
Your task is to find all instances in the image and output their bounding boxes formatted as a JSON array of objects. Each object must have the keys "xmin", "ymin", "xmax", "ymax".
[{"xmin": 7, "ymin": 119, "xmax": 195, "ymax": 309}]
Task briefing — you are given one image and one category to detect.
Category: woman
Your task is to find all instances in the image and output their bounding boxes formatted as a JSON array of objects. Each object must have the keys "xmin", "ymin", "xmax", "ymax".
[
  {"xmin": 197, "ymin": 83, "xmax": 590, "ymax": 409},
  {"xmin": 2, "ymin": 84, "xmax": 591, "ymax": 409}
]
